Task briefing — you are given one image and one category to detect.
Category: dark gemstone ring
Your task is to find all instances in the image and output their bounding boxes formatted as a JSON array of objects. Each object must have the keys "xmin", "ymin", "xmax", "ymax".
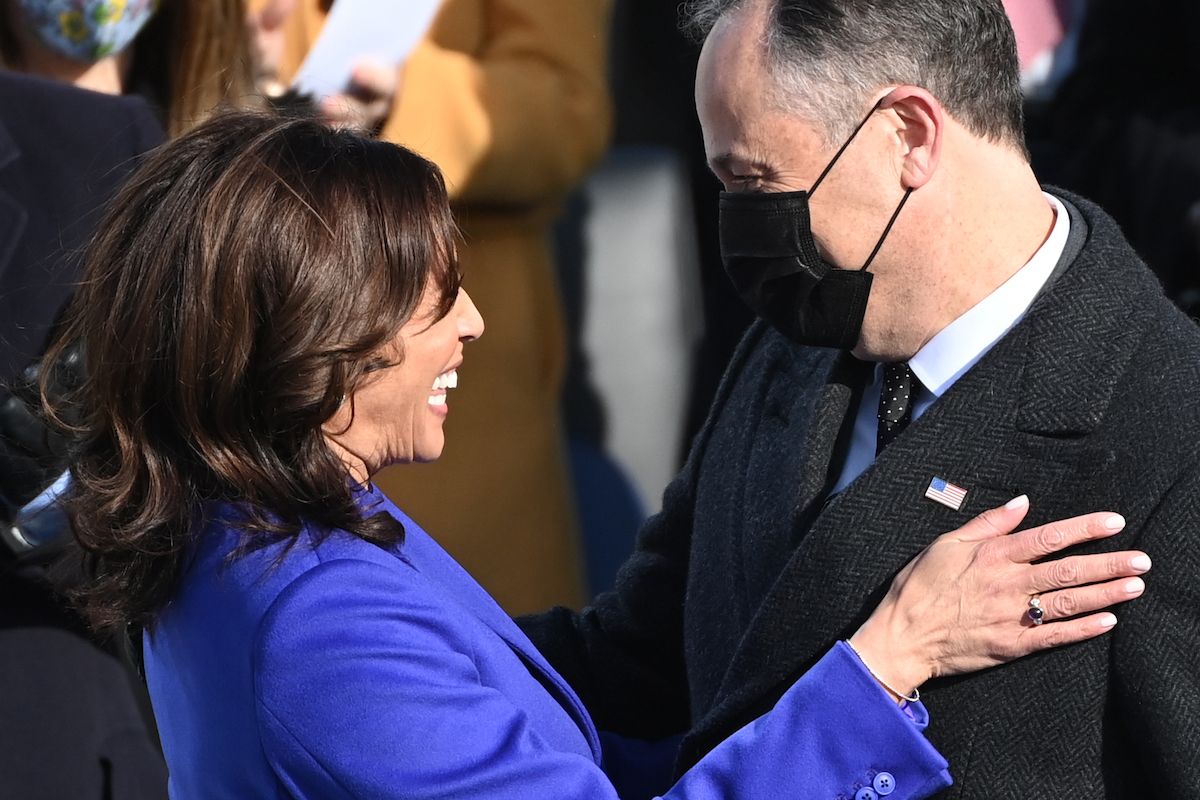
[{"xmin": 1027, "ymin": 596, "xmax": 1045, "ymax": 625}]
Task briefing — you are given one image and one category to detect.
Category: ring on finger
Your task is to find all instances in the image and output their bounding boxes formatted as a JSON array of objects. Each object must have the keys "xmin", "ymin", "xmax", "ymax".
[{"xmin": 1027, "ymin": 595, "xmax": 1045, "ymax": 625}]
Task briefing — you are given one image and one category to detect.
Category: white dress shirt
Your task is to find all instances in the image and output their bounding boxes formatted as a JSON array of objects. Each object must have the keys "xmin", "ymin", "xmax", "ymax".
[{"xmin": 829, "ymin": 193, "xmax": 1071, "ymax": 495}]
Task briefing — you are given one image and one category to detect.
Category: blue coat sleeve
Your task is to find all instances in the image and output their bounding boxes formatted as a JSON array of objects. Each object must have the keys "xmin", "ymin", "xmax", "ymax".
[{"xmin": 252, "ymin": 560, "xmax": 949, "ymax": 800}]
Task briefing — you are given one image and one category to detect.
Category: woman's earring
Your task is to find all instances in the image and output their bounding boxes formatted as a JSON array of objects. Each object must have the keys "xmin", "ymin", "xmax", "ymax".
[{"xmin": 336, "ymin": 394, "xmax": 346, "ymax": 409}]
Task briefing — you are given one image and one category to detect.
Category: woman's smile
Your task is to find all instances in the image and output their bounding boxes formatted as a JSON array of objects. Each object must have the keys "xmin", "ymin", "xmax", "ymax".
[{"xmin": 428, "ymin": 367, "xmax": 458, "ymax": 411}]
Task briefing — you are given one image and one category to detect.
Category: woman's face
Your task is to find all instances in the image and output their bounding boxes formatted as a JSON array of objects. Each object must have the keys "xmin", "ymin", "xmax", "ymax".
[{"xmin": 323, "ymin": 286, "xmax": 484, "ymax": 483}]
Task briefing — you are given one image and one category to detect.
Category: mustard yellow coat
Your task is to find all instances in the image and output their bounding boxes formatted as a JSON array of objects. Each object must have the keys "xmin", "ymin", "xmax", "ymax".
[{"xmin": 276, "ymin": 0, "xmax": 612, "ymax": 614}]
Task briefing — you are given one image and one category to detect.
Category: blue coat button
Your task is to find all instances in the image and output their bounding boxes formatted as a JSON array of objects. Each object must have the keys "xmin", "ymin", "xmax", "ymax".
[
  {"xmin": 873, "ymin": 772, "xmax": 896, "ymax": 795},
  {"xmin": 855, "ymin": 789, "xmax": 878, "ymax": 800}
]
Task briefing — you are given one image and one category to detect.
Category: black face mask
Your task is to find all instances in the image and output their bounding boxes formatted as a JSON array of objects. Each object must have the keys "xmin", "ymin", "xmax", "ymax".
[{"xmin": 719, "ymin": 100, "xmax": 913, "ymax": 350}]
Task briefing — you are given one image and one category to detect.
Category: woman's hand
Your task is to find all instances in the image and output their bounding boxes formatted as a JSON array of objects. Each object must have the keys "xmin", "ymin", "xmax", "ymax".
[
  {"xmin": 848, "ymin": 495, "xmax": 1150, "ymax": 701},
  {"xmin": 318, "ymin": 61, "xmax": 399, "ymax": 134}
]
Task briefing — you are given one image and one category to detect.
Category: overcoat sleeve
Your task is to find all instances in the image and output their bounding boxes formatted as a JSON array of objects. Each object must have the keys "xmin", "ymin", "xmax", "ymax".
[
  {"xmin": 515, "ymin": 323, "xmax": 775, "ymax": 741},
  {"xmin": 252, "ymin": 560, "xmax": 950, "ymax": 800},
  {"xmin": 515, "ymin": 447, "xmax": 699, "ymax": 739}
]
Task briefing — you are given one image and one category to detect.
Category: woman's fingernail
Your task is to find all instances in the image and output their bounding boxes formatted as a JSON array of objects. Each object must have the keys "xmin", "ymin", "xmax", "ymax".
[
  {"xmin": 1104, "ymin": 514, "xmax": 1126, "ymax": 531},
  {"xmin": 1131, "ymin": 554, "xmax": 1152, "ymax": 572},
  {"xmin": 1125, "ymin": 577, "xmax": 1145, "ymax": 594},
  {"xmin": 1005, "ymin": 494, "xmax": 1029, "ymax": 510},
  {"xmin": 1100, "ymin": 614, "xmax": 1118, "ymax": 628}
]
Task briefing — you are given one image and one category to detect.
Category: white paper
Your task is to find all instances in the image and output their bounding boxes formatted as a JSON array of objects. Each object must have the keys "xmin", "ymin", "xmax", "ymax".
[{"xmin": 292, "ymin": 0, "xmax": 442, "ymax": 99}]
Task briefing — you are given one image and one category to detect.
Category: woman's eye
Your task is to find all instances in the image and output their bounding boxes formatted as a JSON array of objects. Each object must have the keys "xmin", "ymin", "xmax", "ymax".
[{"xmin": 363, "ymin": 358, "xmax": 393, "ymax": 374}]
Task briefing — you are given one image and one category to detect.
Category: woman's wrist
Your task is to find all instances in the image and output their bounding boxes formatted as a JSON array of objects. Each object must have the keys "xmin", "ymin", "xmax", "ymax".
[{"xmin": 848, "ymin": 619, "xmax": 931, "ymax": 705}]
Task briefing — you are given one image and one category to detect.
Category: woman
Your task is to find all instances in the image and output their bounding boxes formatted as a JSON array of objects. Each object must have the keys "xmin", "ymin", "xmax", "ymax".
[
  {"xmin": 1, "ymin": 0, "xmax": 257, "ymax": 135},
  {"xmin": 45, "ymin": 112, "xmax": 1150, "ymax": 799},
  {"xmin": 258, "ymin": 0, "xmax": 613, "ymax": 614}
]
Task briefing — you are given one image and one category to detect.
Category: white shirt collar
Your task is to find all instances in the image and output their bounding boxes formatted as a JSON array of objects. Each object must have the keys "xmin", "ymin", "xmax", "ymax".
[{"xmin": 908, "ymin": 192, "xmax": 1070, "ymax": 398}]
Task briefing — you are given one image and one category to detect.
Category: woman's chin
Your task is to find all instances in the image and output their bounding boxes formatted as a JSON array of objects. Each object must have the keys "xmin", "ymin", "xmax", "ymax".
[{"xmin": 412, "ymin": 433, "xmax": 447, "ymax": 464}]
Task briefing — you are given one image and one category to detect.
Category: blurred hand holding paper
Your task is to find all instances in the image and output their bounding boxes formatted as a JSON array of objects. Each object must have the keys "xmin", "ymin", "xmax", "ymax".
[{"xmin": 291, "ymin": 0, "xmax": 442, "ymax": 99}]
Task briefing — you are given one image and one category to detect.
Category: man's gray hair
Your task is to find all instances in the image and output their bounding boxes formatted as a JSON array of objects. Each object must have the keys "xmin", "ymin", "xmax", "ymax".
[{"xmin": 684, "ymin": 0, "xmax": 1027, "ymax": 153}]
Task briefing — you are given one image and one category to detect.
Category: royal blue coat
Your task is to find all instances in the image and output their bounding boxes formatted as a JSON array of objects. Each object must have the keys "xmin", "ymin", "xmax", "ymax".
[{"xmin": 145, "ymin": 486, "xmax": 950, "ymax": 799}]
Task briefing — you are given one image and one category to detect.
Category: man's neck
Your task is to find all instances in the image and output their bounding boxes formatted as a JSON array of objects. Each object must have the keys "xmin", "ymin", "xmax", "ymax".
[{"xmin": 858, "ymin": 140, "xmax": 1055, "ymax": 361}]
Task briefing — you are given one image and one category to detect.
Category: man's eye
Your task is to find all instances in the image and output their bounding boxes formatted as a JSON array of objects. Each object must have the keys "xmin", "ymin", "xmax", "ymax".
[{"xmin": 730, "ymin": 175, "xmax": 764, "ymax": 191}]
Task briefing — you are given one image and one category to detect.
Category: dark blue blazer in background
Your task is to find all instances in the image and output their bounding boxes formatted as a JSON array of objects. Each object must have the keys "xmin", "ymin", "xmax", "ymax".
[
  {"xmin": 0, "ymin": 69, "xmax": 162, "ymax": 384},
  {"xmin": 0, "ymin": 70, "xmax": 166, "ymax": 799}
]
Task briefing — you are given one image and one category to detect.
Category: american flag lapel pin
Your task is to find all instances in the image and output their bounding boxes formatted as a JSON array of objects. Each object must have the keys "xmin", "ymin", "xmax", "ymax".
[{"xmin": 925, "ymin": 477, "xmax": 967, "ymax": 511}]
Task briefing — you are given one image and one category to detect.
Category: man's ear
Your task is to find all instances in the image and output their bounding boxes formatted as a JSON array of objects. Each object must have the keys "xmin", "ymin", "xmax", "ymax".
[{"xmin": 880, "ymin": 86, "xmax": 943, "ymax": 190}]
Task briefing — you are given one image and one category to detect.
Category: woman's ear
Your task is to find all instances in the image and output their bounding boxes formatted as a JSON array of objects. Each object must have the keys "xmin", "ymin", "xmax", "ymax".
[{"xmin": 880, "ymin": 86, "xmax": 943, "ymax": 190}]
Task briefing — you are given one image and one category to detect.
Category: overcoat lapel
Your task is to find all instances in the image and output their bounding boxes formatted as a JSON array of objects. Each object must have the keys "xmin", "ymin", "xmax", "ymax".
[
  {"xmin": 690, "ymin": 223, "xmax": 1141, "ymax": 751},
  {"xmin": 0, "ymin": 118, "xmax": 27, "ymax": 285}
]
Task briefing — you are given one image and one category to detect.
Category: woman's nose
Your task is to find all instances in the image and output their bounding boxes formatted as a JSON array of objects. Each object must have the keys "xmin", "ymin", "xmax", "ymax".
[{"xmin": 456, "ymin": 289, "xmax": 485, "ymax": 341}]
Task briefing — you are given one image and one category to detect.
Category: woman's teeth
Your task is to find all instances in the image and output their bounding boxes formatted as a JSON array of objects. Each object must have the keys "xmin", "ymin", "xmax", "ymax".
[
  {"xmin": 429, "ymin": 370, "xmax": 458, "ymax": 406},
  {"xmin": 432, "ymin": 370, "xmax": 458, "ymax": 391}
]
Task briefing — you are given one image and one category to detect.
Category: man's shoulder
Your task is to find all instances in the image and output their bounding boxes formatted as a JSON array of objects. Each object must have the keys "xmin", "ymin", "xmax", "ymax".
[
  {"xmin": 1033, "ymin": 195, "xmax": 1200, "ymax": 442},
  {"xmin": 726, "ymin": 320, "xmax": 840, "ymax": 385},
  {"xmin": 1064, "ymin": 194, "xmax": 1200, "ymax": 385}
]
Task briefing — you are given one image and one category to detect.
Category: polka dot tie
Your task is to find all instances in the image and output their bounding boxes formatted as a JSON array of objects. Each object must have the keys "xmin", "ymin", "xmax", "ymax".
[{"xmin": 877, "ymin": 362, "xmax": 917, "ymax": 455}]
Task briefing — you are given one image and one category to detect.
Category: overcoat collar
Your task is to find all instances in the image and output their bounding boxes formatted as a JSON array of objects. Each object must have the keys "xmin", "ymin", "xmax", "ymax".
[{"xmin": 689, "ymin": 195, "xmax": 1140, "ymax": 752}]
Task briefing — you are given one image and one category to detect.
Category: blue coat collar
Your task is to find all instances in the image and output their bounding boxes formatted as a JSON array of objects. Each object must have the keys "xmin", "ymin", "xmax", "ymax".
[{"xmin": 355, "ymin": 482, "xmax": 604, "ymax": 763}]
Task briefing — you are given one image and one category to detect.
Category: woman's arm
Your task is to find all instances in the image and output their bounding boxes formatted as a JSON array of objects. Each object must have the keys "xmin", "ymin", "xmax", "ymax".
[
  {"xmin": 252, "ymin": 497, "xmax": 1147, "ymax": 800},
  {"xmin": 253, "ymin": 558, "xmax": 948, "ymax": 800}
]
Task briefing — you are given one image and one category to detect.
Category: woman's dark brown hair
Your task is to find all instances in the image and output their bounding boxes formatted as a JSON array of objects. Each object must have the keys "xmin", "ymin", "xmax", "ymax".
[{"xmin": 42, "ymin": 111, "xmax": 460, "ymax": 633}]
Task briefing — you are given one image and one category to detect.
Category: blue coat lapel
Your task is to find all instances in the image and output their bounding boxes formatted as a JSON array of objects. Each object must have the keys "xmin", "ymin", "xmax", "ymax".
[{"xmin": 362, "ymin": 486, "xmax": 605, "ymax": 763}]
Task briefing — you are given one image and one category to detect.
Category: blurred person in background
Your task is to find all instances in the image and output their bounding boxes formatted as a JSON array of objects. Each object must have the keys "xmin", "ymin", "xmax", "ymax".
[
  {"xmin": 0, "ymin": 1, "xmax": 260, "ymax": 795},
  {"xmin": 254, "ymin": 0, "xmax": 612, "ymax": 614},
  {"xmin": 1, "ymin": 0, "xmax": 259, "ymax": 136},
  {"xmin": 0, "ymin": 69, "xmax": 166, "ymax": 799},
  {"xmin": 1028, "ymin": 0, "xmax": 1200, "ymax": 317}
]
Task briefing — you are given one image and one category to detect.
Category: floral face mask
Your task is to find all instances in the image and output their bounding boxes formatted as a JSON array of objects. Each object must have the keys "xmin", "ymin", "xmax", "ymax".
[{"xmin": 16, "ymin": 0, "xmax": 158, "ymax": 64}]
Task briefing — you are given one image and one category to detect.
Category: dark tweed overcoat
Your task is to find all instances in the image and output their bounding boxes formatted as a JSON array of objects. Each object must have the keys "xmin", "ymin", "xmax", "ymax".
[{"xmin": 522, "ymin": 193, "xmax": 1200, "ymax": 798}]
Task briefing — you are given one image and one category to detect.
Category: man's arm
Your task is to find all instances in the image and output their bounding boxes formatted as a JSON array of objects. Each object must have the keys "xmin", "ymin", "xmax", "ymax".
[{"xmin": 517, "ymin": 321, "xmax": 773, "ymax": 740}]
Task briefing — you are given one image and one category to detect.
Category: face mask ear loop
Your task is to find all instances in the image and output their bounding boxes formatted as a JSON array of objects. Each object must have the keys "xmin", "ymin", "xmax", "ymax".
[
  {"xmin": 809, "ymin": 97, "xmax": 887, "ymax": 196},
  {"xmin": 859, "ymin": 187, "xmax": 914, "ymax": 272}
]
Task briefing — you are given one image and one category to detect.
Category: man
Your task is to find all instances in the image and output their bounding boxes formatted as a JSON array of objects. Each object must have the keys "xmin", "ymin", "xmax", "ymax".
[{"xmin": 520, "ymin": 0, "xmax": 1200, "ymax": 796}]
